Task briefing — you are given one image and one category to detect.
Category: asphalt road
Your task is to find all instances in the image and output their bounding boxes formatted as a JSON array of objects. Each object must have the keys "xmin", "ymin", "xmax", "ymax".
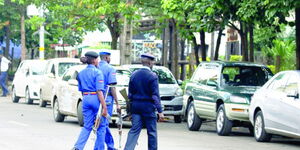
[{"xmin": 0, "ymin": 96, "xmax": 299, "ymax": 150}]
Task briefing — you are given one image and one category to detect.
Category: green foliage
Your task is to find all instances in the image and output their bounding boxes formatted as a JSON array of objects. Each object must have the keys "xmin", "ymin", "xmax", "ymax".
[
  {"xmin": 229, "ymin": 55, "xmax": 243, "ymax": 61},
  {"xmin": 267, "ymin": 65, "xmax": 275, "ymax": 74},
  {"xmin": 89, "ymin": 43, "xmax": 111, "ymax": 50}
]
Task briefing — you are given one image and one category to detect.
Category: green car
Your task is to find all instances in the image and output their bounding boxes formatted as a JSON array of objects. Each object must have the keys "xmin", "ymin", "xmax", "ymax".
[{"xmin": 183, "ymin": 61, "xmax": 273, "ymax": 136}]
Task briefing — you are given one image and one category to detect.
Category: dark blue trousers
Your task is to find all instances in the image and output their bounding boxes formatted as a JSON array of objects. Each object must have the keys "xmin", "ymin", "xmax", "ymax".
[
  {"xmin": 105, "ymin": 96, "xmax": 115, "ymax": 150},
  {"xmin": 0, "ymin": 72, "xmax": 8, "ymax": 96},
  {"xmin": 124, "ymin": 101, "xmax": 158, "ymax": 150}
]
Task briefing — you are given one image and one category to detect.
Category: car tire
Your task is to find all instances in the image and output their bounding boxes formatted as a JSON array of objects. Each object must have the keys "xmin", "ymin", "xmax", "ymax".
[
  {"xmin": 53, "ymin": 99, "xmax": 65, "ymax": 122},
  {"xmin": 12, "ymin": 86, "xmax": 20, "ymax": 103},
  {"xmin": 25, "ymin": 88, "xmax": 33, "ymax": 104},
  {"xmin": 216, "ymin": 104, "xmax": 232, "ymax": 136},
  {"xmin": 77, "ymin": 101, "xmax": 84, "ymax": 127},
  {"xmin": 174, "ymin": 115, "xmax": 182, "ymax": 123},
  {"xmin": 254, "ymin": 111, "xmax": 272, "ymax": 142},
  {"xmin": 39, "ymin": 91, "xmax": 47, "ymax": 107},
  {"xmin": 187, "ymin": 101, "xmax": 202, "ymax": 131}
]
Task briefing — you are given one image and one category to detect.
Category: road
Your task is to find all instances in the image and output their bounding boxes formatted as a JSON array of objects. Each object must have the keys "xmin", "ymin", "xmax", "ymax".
[{"xmin": 0, "ymin": 96, "xmax": 299, "ymax": 150}]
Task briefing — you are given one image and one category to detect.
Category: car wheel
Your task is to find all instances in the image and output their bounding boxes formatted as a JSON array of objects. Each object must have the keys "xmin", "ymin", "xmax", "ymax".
[
  {"xmin": 174, "ymin": 115, "xmax": 182, "ymax": 123},
  {"xmin": 187, "ymin": 101, "xmax": 202, "ymax": 131},
  {"xmin": 39, "ymin": 91, "xmax": 47, "ymax": 107},
  {"xmin": 53, "ymin": 99, "xmax": 65, "ymax": 122},
  {"xmin": 254, "ymin": 111, "xmax": 271, "ymax": 142},
  {"xmin": 77, "ymin": 101, "xmax": 84, "ymax": 126},
  {"xmin": 25, "ymin": 88, "xmax": 33, "ymax": 104},
  {"xmin": 12, "ymin": 86, "xmax": 20, "ymax": 103},
  {"xmin": 216, "ymin": 104, "xmax": 232, "ymax": 136}
]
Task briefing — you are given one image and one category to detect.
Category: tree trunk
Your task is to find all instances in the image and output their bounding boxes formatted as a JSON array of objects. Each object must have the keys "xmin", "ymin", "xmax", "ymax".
[
  {"xmin": 111, "ymin": 32, "xmax": 118, "ymax": 50},
  {"xmin": 200, "ymin": 30, "xmax": 206, "ymax": 61},
  {"xmin": 210, "ymin": 31, "xmax": 215, "ymax": 60},
  {"xmin": 214, "ymin": 28, "xmax": 223, "ymax": 60},
  {"xmin": 296, "ymin": 7, "xmax": 300, "ymax": 70},
  {"xmin": 240, "ymin": 21, "xmax": 249, "ymax": 61},
  {"xmin": 275, "ymin": 55, "xmax": 281, "ymax": 73},
  {"xmin": 5, "ymin": 25, "xmax": 10, "ymax": 57},
  {"xmin": 170, "ymin": 19, "xmax": 179, "ymax": 79},
  {"xmin": 21, "ymin": 10, "xmax": 27, "ymax": 60},
  {"xmin": 180, "ymin": 39, "xmax": 186, "ymax": 80},
  {"xmin": 249, "ymin": 24, "xmax": 254, "ymax": 62},
  {"xmin": 192, "ymin": 36, "xmax": 200, "ymax": 65},
  {"xmin": 162, "ymin": 20, "xmax": 170, "ymax": 67}
]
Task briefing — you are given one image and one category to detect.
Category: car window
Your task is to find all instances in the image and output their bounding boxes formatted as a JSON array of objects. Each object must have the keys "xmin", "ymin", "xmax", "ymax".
[
  {"xmin": 284, "ymin": 74, "xmax": 299, "ymax": 95},
  {"xmin": 62, "ymin": 69, "xmax": 73, "ymax": 81},
  {"xmin": 32, "ymin": 62, "xmax": 47, "ymax": 75},
  {"xmin": 153, "ymin": 68, "xmax": 177, "ymax": 84},
  {"xmin": 192, "ymin": 64, "xmax": 219, "ymax": 85},
  {"xmin": 116, "ymin": 70, "xmax": 130, "ymax": 85},
  {"xmin": 222, "ymin": 66, "xmax": 271, "ymax": 87},
  {"xmin": 58, "ymin": 62, "xmax": 80, "ymax": 77},
  {"xmin": 268, "ymin": 73, "xmax": 289, "ymax": 92},
  {"xmin": 72, "ymin": 71, "xmax": 78, "ymax": 80}
]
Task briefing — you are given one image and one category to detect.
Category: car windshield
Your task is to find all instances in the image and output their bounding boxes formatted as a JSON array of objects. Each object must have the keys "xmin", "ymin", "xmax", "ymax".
[
  {"xmin": 116, "ymin": 70, "xmax": 131, "ymax": 85},
  {"xmin": 31, "ymin": 62, "xmax": 47, "ymax": 75},
  {"xmin": 153, "ymin": 68, "xmax": 176, "ymax": 84},
  {"xmin": 58, "ymin": 62, "xmax": 81, "ymax": 77},
  {"xmin": 221, "ymin": 66, "xmax": 273, "ymax": 87}
]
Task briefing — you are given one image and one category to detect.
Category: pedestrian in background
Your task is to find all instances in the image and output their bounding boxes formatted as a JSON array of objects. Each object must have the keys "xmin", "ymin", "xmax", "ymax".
[
  {"xmin": 73, "ymin": 51, "xmax": 108, "ymax": 150},
  {"xmin": 98, "ymin": 51, "xmax": 120, "ymax": 150},
  {"xmin": 0, "ymin": 51, "xmax": 10, "ymax": 97},
  {"xmin": 124, "ymin": 53, "xmax": 164, "ymax": 150}
]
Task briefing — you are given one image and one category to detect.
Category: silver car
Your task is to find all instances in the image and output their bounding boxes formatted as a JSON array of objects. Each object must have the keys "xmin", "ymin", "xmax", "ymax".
[
  {"xmin": 249, "ymin": 71, "xmax": 300, "ymax": 142},
  {"xmin": 122, "ymin": 65, "xmax": 184, "ymax": 123}
]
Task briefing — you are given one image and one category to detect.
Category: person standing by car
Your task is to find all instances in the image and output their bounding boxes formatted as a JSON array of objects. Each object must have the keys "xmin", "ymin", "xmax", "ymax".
[
  {"xmin": 124, "ymin": 53, "xmax": 164, "ymax": 150},
  {"xmin": 0, "ymin": 51, "xmax": 10, "ymax": 97},
  {"xmin": 73, "ymin": 51, "xmax": 108, "ymax": 150},
  {"xmin": 98, "ymin": 51, "xmax": 120, "ymax": 150}
]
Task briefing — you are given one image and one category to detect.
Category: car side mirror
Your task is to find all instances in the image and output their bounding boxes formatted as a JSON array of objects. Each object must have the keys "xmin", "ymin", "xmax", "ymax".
[
  {"xmin": 177, "ymin": 80, "xmax": 183, "ymax": 86},
  {"xmin": 207, "ymin": 80, "xmax": 217, "ymax": 87},
  {"xmin": 68, "ymin": 79, "xmax": 78, "ymax": 86}
]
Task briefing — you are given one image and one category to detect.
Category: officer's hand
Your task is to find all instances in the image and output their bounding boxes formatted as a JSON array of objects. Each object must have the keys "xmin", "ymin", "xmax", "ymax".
[
  {"xmin": 102, "ymin": 107, "xmax": 108, "ymax": 117},
  {"xmin": 116, "ymin": 104, "xmax": 121, "ymax": 114},
  {"xmin": 158, "ymin": 113, "xmax": 165, "ymax": 122}
]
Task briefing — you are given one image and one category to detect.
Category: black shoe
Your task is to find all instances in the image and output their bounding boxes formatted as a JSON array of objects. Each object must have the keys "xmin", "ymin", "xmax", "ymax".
[{"xmin": 71, "ymin": 147, "xmax": 79, "ymax": 150}]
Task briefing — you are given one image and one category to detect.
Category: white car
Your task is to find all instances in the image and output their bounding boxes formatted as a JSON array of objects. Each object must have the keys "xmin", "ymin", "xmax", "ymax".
[
  {"xmin": 39, "ymin": 58, "xmax": 81, "ymax": 107},
  {"xmin": 53, "ymin": 65, "xmax": 130, "ymax": 126},
  {"xmin": 12, "ymin": 60, "xmax": 47, "ymax": 104},
  {"xmin": 249, "ymin": 71, "xmax": 300, "ymax": 142},
  {"xmin": 122, "ymin": 64, "xmax": 184, "ymax": 123}
]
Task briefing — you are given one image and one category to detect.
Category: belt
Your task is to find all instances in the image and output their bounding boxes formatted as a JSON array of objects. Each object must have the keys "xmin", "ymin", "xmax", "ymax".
[{"xmin": 83, "ymin": 92, "xmax": 97, "ymax": 95}]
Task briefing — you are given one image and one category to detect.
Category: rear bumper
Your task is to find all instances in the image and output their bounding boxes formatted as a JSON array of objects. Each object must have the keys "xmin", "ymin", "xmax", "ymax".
[{"xmin": 161, "ymin": 96, "xmax": 183, "ymax": 116}]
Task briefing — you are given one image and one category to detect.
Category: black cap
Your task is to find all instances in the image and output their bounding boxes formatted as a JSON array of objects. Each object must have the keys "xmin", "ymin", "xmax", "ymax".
[
  {"xmin": 141, "ymin": 53, "xmax": 155, "ymax": 61},
  {"xmin": 85, "ymin": 51, "xmax": 99, "ymax": 58}
]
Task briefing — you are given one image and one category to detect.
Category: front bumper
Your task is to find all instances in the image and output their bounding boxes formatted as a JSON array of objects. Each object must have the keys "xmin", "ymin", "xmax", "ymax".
[
  {"xmin": 29, "ymin": 84, "xmax": 41, "ymax": 100},
  {"xmin": 224, "ymin": 103, "xmax": 250, "ymax": 122},
  {"xmin": 161, "ymin": 96, "xmax": 183, "ymax": 116}
]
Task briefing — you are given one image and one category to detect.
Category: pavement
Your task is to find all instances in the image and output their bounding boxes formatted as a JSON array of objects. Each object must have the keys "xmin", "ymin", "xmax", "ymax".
[{"xmin": 0, "ymin": 96, "xmax": 300, "ymax": 150}]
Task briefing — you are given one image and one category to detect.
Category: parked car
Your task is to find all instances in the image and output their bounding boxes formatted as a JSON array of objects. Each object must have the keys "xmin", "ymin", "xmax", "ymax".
[
  {"xmin": 183, "ymin": 61, "xmax": 273, "ymax": 135},
  {"xmin": 122, "ymin": 64, "xmax": 184, "ymax": 123},
  {"xmin": 53, "ymin": 65, "xmax": 130, "ymax": 126},
  {"xmin": 39, "ymin": 58, "xmax": 80, "ymax": 107},
  {"xmin": 249, "ymin": 71, "xmax": 300, "ymax": 142},
  {"xmin": 11, "ymin": 60, "xmax": 47, "ymax": 104}
]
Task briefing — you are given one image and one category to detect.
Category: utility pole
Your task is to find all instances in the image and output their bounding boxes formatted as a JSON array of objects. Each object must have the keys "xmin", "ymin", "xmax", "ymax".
[
  {"xmin": 39, "ymin": 7, "xmax": 45, "ymax": 60},
  {"xmin": 119, "ymin": 0, "xmax": 132, "ymax": 65}
]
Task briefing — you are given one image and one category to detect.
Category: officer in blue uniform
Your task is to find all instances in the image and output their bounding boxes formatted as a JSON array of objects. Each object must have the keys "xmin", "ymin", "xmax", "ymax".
[
  {"xmin": 73, "ymin": 51, "xmax": 108, "ymax": 150},
  {"xmin": 124, "ymin": 53, "xmax": 164, "ymax": 150},
  {"xmin": 98, "ymin": 51, "xmax": 120, "ymax": 150}
]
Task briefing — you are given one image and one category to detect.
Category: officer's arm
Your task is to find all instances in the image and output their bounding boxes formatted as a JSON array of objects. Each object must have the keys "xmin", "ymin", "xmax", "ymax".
[
  {"xmin": 96, "ymin": 72, "xmax": 107, "ymax": 116},
  {"xmin": 151, "ymin": 76, "xmax": 162, "ymax": 113}
]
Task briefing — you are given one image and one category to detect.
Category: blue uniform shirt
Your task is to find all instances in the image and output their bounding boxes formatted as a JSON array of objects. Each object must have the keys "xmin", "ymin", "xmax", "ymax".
[
  {"xmin": 98, "ymin": 61, "xmax": 117, "ymax": 94},
  {"xmin": 128, "ymin": 67, "xmax": 162, "ymax": 113},
  {"xmin": 77, "ymin": 64, "xmax": 105, "ymax": 93}
]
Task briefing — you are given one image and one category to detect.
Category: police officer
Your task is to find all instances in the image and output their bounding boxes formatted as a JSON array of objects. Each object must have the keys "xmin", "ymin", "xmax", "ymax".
[
  {"xmin": 124, "ymin": 53, "xmax": 164, "ymax": 150},
  {"xmin": 73, "ymin": 51, "xmax": 108, "ymax": 150},
  {"xmin": 98, "ymin": 51, "xmax": 120, "ymax": 150}
]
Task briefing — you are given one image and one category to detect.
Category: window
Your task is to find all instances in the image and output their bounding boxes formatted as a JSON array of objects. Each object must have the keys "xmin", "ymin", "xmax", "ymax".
[
  {"xmin": 192, "ymin": 64, "xmax": 219, "ymax": 85},
  {"xmin": 116, "ymin": 70, "xmax": 130, "ymax": 86},
  {"xmin": 62, "ymin": 70, "xmax": 73, "ymax": 81},
  {"xmin": 58, "ymin": 62, "xmax": 81, "ymax": 77},
  {"xmin": 31, "ymin": 62, "xmax": 47, "ymax": 75},
  {"xmin": 268, "ymin": 73, "xmax": 289, "ymax": 92},
  {"xmin": 284, "ymin": 74, "xmax": 299, "ymax": 95},
  {"xmin": 153, "ymin": 68, "xmax": 176, "ymax": 84}
]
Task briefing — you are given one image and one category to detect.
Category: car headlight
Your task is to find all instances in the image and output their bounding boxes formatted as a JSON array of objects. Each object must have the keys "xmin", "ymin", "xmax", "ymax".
[
  {"xmin": 230, "ymin": 95, "xmax": 248, "ymax": 103},
  {"xmin": 175, "ymin": 88, "xmax": 183, "ymax": 96}
]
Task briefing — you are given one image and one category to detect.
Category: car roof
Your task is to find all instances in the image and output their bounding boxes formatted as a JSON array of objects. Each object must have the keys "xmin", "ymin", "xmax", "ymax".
[
  {"xmin": 69, "ymin": 65, "xmax": 130, "ymax": 73},
  {"xmin": 47, "ymin": 57, "xmax": 80, "ymax": 63},
  {"xmin": 201, "ymin": 61, "xmax": 267, "ymax": 67},
  {"xmin": 122, "ymin": 64, "xmax": 169, "ymax": 70}
]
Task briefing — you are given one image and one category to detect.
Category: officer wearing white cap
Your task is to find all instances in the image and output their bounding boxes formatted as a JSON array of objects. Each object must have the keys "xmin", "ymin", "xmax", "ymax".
[{"xmin": 124, "ymin": 53, "xmax": 164, "ymax": 150}]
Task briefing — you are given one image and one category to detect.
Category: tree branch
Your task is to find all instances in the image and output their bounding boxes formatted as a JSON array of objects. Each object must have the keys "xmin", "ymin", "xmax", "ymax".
[{"xmin": 228, "ymin": 21, "xmax": 240, "ymax": 32}]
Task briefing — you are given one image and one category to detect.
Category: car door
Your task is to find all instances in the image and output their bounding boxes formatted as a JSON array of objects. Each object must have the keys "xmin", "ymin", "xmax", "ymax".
[
  {"xmin": 263, "ymin": 73, "xmax": 290, "ymax": 130},
  {"xmin": 13, "ymin": 61, "xmax": 26, "ymax": 97},
  {"xmin": 43, "ymin": 62, "xmax": 56, "ymax": 101},
  {"xmin": 279, "ymin": 73, "xmax": 300, "ymax": 134},
  {"xmin": 59, "ymin": 69, "xmax": 76, "ymax": 114}
]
